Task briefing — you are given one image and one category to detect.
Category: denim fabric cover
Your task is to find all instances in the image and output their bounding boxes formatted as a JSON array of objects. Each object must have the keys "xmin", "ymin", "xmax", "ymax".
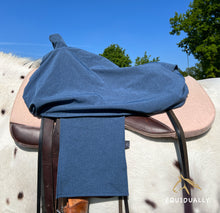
[
  {"xmin": 23, "ymin": 35, "xmax": 188, "ymax": 118},
  {"xmin": 56, "ymin": 117, "xmax": 128, "ymax": 198},
  {"xmin": 23, "ymin": 34, "xmax": 188, "ymax": 198}
]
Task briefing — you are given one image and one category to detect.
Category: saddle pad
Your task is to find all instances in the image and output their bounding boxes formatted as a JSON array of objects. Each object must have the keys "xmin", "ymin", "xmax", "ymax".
[
  {"xmin": 10, "ymin": 69, "xmax": 41, "ymax": 149},
  {"xmin": 153, "ymin": 76, "xmax": 216, "ymax": 138},
  {"xmin": 125, "ymin": 76, "xmax": 216, "ymax": 138}
]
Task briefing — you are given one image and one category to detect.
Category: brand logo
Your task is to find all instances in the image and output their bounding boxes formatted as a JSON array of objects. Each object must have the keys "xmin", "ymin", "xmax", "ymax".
[{"xmin": 172, "ymin": 175, "xmax": 202, "ymax": 195}]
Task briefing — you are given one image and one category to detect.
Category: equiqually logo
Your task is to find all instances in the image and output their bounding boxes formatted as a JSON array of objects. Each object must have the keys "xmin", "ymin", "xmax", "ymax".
[
  {"xmin": 165, "ymin": 175, "xmax": 209, "ymax": 204},
  {"xmin": 172, "ymin": 174, "xmax": 202, "ymax": 195}
]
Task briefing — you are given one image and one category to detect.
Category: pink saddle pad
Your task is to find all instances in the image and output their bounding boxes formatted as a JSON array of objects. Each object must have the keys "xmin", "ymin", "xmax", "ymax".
[
  {"xmin": 151, "ymin": 76, "xmax": 215, "ymax": 138},
  {"xmin": 10, "ymin": 69, "xmax": 41, "ymax": 128}
]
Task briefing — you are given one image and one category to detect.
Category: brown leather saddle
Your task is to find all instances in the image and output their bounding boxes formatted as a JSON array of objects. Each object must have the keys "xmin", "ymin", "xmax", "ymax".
[{"xmin": 9, "ymin": 69, "xmax": 215, "ymax": 213}]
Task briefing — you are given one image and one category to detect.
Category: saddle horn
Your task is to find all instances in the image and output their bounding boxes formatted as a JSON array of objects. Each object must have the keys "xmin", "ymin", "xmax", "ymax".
[{"xmin": 49, "ymin": 34, "xmax": 67, "ymax": 49}]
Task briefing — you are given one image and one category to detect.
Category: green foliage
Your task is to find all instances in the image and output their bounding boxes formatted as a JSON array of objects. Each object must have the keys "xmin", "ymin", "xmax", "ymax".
[
  {"xmin": 179, "ymin": 63, "xmax": 204, "ymax": 79},
  {"xmin": 185, "ymin": 63, "xmax": 204, "ymax": 80},
  {"xmin": 99, "ymin": 44, "xmax": 132, "ymax": 67},
  {"xmin": 135, "ymin": 51, "xmax": 160, "ymax": 66},
  {"xmin": 100, "ymin": 45, "xmax": 160, "ymax": 67},
  {"xmin": 178, "ymin": 67, "xmax": 188, "ymax": 77},
  {"xmin": 170, "ymin": 0, "xmax": 220, "ymax": 78}
]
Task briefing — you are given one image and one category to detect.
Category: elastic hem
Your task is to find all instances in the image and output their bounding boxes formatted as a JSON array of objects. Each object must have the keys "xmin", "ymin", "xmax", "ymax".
[{"xmin": 56, "ymin": 192, "xmax": 129, "ymax": 199}]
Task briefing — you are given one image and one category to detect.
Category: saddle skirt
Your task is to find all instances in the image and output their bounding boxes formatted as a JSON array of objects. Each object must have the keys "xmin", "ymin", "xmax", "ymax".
[{"xmin": 10, "ymin": 69, "xmax": 215, "ymax": 149}]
